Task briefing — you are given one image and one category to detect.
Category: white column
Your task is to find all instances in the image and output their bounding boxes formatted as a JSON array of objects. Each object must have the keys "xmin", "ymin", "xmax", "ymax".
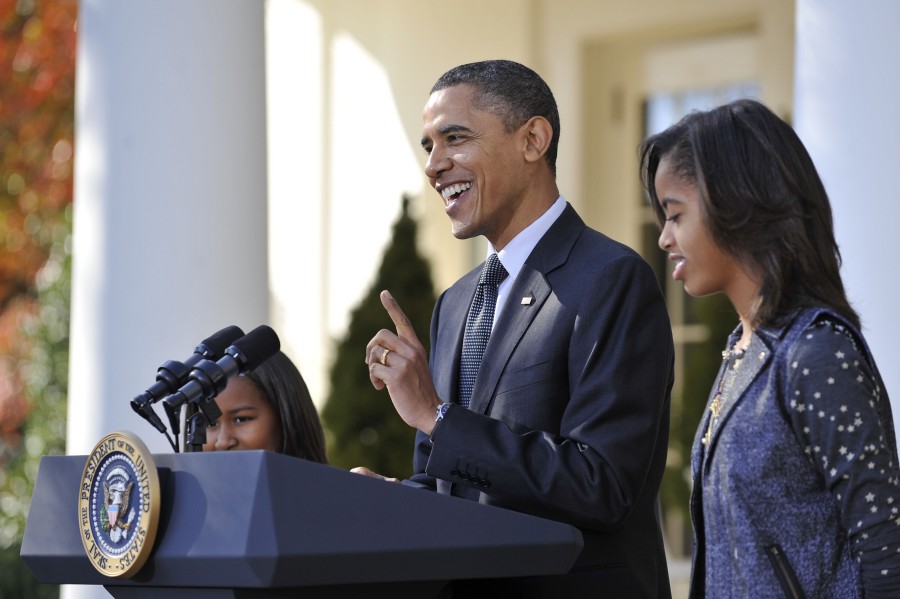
[
  {"xmin": 265, "ymin": 0, "xmax": 328, "ymax": 404},
  {"xmin": 794, "ymin": 0, "xmax": 900, "ymax": 438},
  {"xmin": 66, "ymin": 0, "xmax": 267, "ymax": 593}
]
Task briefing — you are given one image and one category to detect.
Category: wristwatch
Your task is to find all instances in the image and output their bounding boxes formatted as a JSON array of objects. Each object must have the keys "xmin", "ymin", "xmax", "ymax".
[
  {"xmin": 435, "ymin": 402, "xmax": 452, "ymax": 422},
  {"xmin": 431, "ymin": 403, "xmax": 452, "ymax": 442}
]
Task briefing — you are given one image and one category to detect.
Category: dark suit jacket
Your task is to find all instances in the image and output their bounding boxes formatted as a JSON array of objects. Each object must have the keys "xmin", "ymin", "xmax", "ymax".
[{"xmin": 409, "ymin": 204, "xmax": 675, "ymax": 598}]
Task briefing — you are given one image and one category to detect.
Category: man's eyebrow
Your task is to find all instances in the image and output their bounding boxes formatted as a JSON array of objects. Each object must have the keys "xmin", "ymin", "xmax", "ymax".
[
  {"xmin": 439, "ymin": 124, "xmax": 473, "ymax": 135},
  {"xmin": 421, "ymin": 124, "xmax": 474, "ymax": 147}
]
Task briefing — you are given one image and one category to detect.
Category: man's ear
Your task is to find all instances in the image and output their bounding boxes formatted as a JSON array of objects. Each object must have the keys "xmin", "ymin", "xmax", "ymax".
[{"xmin": 521, "ymin": 116, "xmax": 553, "ymax": 164}]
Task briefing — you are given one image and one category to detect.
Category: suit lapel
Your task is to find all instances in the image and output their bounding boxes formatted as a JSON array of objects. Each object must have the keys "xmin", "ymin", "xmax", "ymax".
[
  {"xmin": 468, "ymin": 204, "xmax": 584, "ymax": 415},
  {"xmin": 468, "ymin": 267, "xmax": 552, "ymax": 414}
]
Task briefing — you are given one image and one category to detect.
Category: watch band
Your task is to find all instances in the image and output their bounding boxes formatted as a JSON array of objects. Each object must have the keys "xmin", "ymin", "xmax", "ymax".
[
  {"xmin": 435, "ymin": 402, "xmax": 452, "ymax": 422},
  {"xmin": 431, "ymin": 403, "xmax": 452, "ymax": 443}
]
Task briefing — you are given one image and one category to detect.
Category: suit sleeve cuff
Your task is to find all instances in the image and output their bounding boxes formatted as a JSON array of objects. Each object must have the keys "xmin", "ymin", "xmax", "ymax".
[{"xmin": 429, "ymin": 403, "xmax": 454, "ymax": 443}]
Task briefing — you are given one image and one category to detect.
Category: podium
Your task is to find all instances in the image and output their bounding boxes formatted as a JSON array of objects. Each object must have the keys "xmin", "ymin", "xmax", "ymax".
[{"xmin": 21, "ymin": 450, "xmax": 583, "ymax": 598}]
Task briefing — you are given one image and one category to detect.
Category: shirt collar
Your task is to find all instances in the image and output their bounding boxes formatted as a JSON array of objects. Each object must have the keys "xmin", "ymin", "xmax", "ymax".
[
  {"xmin": 486, "ymin": 196, "xmax": 566, "ymax": 321},
  {"xmin": 488, "ymin": 195, "xmax": 567, "ymax": 283}
]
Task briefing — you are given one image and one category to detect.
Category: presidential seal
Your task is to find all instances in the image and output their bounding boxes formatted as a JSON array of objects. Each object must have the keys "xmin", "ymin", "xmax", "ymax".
[{"xmin": 79, "ymin": 431, "xmax": 160, "ymax": 578}]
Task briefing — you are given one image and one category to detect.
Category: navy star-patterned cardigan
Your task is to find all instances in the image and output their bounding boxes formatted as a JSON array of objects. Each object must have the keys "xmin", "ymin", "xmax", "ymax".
[{"xmin": 690, "ymin": 307, "xmax": 900, "ymax": 599}]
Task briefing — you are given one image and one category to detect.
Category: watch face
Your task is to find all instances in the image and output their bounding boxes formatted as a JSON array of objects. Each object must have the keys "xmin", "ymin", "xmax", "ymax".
[{"xmin": 436, "ymin": 403, "xmax": 451, "ymax": 421}]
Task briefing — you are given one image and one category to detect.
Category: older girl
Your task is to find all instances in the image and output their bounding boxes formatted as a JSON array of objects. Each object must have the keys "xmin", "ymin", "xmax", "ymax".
[{"xmin": 640, "ymin": 99, "xmax": 900, "ymax": 598}]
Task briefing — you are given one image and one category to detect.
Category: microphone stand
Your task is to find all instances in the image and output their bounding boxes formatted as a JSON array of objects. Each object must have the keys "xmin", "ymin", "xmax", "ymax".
[
  {"xmin": 185, "ymin": 394, "xmax": 223, "ymax": 453},
  {"xmin": 185, "ymin": 409, "xmax": 208, "ymax": 453},
  {"xmin": 161, "ymin": 325, "xmax": 281, "ymax": 452}
]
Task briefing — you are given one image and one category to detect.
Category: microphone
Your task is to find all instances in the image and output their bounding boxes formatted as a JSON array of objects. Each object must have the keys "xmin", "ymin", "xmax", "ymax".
[
  {"xmin": 162, "ymin": 325, "xmax": 281, "ymax": 436},
  {"xmin": 131, "ymin": 325, "xmax": 245, "ymax": 434}
]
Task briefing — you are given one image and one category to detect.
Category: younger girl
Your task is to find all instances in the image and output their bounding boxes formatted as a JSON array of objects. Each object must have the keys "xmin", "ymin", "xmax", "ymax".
[{"xmin": 203, "ymin": 350, "xmax": 328, "ymax": 464}]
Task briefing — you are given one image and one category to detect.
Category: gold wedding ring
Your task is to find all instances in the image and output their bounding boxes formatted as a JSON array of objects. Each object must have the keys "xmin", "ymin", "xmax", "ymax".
[{"xmin": 380, "ymin": 348, "xmax": 390, "ymax": 366}]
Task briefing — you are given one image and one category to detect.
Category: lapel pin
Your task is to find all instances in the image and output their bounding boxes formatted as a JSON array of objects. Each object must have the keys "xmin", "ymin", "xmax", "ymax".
[{"xmin": 521, "ymin": 296, "xmax": 534, "ymax": 305}]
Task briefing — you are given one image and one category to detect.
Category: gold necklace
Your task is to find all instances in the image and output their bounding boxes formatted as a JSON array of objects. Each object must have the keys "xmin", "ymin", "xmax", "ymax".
[{"xmin": 701, "ymin": 346, "xmax": 746, "ymax": 446}]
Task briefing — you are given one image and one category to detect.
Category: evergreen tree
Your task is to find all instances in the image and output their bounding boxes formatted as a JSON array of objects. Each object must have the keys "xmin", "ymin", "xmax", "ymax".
[{"xmin": 322, "ymin": 195, "xmax": 436, "ymax": 477}]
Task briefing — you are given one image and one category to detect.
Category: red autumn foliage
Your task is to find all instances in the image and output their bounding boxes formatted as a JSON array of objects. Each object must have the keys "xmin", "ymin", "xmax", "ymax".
[{"xmin": 0, "ymin": 0, "xmax": 76, "ymax": 444}]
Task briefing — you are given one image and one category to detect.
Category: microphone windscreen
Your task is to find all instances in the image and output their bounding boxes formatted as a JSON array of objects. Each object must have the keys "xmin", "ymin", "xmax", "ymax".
[
  {"xmin": 200, "ymin": 325, "xmax": 245, "ymax": 356},
  {"xmin": 229, "ymin": 325, "xmax": 281, "ymax": 370}
]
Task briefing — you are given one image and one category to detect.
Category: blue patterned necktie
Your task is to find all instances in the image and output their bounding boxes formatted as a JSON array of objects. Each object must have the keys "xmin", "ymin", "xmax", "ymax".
[{"xmin": 458, "ymin": 253, "xmax": 508, "ymax": 409}]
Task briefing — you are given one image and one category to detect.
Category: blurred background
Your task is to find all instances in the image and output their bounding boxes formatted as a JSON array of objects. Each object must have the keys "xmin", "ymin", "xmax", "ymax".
[{"xmin": 1, "ymin": 1, "xmax": 897, "ymax": 597}]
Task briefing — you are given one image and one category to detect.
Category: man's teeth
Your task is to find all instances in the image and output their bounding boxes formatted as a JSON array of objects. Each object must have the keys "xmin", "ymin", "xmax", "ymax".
[{"xmin": 441, "ymin": 182, "xmax": 471, "ymax": 200}]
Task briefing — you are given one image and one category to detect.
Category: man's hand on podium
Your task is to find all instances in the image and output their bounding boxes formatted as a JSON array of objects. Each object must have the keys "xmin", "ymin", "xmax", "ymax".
[{"xmin": 350, "ymin": 466, "xmax": 400, "ymax": 483}]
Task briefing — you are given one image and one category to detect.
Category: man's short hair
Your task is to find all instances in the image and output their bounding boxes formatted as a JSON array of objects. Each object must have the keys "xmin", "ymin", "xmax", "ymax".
[{"xmin": 431, "ymin": 60, "xmax": 560, "ymax": 175}]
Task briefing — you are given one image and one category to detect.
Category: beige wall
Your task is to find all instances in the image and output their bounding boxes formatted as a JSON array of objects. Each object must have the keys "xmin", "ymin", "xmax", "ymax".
[{"xmin": 556, "ymin": 0, "xmax": 793, "ymax": 249}]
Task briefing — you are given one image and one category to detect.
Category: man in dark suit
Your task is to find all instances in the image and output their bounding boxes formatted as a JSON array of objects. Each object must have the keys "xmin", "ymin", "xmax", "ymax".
[{"xmin": 361, "ymin": 60, "xmax": 674, "ymax": 598}]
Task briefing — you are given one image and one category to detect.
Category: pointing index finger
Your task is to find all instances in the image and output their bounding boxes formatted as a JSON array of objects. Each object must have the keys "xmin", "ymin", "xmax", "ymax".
[{"xmin": 380, "ymin": 290, "xmax": 417, "ymax": 341}]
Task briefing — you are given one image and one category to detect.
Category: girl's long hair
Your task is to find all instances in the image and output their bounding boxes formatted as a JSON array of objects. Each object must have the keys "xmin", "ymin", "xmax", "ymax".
[{"xmin": 246, "ymin": 351, "xmax": 328, "ymax": 463}]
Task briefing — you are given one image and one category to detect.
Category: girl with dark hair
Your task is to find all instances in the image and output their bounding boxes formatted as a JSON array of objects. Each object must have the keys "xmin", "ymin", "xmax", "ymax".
[
  {"xmin": 203, "ymin": 350, "xmax": 328, "ymax": 464},
  {"xmin": 640, "ymin": 98, "xmax": 900, "ymax": 598}
]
